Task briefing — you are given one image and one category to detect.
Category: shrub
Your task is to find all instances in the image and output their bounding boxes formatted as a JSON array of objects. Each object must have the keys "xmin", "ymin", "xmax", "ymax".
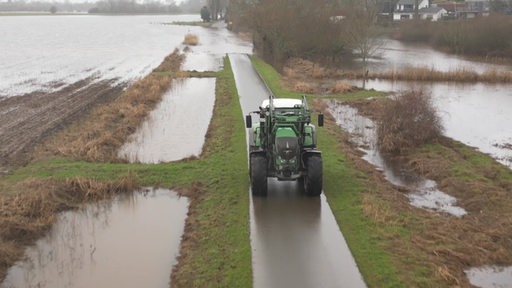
[{"xmin": 377, "ymin": 90, "xmax": 443, "ymax": 154}]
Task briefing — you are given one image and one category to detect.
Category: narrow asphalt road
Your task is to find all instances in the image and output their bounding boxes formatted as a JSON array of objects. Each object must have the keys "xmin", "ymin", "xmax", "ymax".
[{"xmin": 229, "ymin": 54, "xmax": 367, "ymax": 288}]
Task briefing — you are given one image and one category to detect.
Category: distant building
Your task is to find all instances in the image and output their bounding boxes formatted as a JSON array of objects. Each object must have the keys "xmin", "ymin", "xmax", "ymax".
[
  {"xmin": 419, "ymin": 6, "xmax": 447, "ymax": 21},
  {"xmin": 393, "ymin": 0, "xmax": 430, "ymax": 20},
  {"xmin": 434, "ymin": 0, "xmax": 490, "ymax": 19}
]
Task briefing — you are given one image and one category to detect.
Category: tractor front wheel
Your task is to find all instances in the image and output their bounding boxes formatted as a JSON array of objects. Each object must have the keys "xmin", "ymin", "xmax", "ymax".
[
  {"xmin": 250, "ymin": 154, "xmax": 267, "ymax": 197},
  {"xmin": 305, "ymin": 155, "xmax": 322, "ymax": 196}
]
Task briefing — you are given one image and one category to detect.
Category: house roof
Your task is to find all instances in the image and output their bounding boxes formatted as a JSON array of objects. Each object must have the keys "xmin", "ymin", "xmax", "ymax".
[
  {"xmin": 397, "ymin": 0, "xmax": 427, "ymax": 5},
  {"xmin": 419, "ymin": 6, "xmax": 446, "ymax": 14},
  {"xmin": 397, "ymin": 0, "xmax": 416, "ymax": 5}
]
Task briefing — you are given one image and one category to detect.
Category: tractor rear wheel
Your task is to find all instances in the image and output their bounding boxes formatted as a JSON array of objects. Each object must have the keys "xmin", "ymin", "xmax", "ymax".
[
  {"xmin": 250, "ymin": 154, "xmax": 267, "ymax": 196},
  {"xmin": 305, "ymin": 155, "xmax": 322, "ymax": 196}
]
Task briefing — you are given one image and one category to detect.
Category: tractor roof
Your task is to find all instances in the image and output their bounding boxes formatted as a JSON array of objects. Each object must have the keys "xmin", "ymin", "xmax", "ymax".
[{"xmin": 260, "ymin": 98, "xmax": 302, "ymax": 109}]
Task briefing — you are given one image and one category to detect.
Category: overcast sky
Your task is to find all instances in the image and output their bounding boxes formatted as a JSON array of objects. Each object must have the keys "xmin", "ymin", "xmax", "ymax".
[{"xmin": 9, "ymin": 0, "xmax": 187, "ymax": 4}]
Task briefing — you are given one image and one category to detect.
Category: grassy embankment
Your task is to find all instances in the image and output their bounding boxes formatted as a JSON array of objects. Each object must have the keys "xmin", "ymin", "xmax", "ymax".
[
  {"xmin": 0, "ymin": 53, "xmax": 252, "ymax": 286},
  {"xmin": 252, "ymin": 56, "xmax": 512, "ymax": 287}
]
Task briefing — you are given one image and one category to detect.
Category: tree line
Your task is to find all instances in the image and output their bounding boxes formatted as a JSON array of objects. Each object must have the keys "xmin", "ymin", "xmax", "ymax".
[{"xmin": 227, "ymin": 0, "xmax": 512, "ymax": 67}]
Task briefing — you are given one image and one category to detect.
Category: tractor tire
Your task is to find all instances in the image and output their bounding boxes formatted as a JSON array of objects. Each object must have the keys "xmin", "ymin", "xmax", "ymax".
[
  {"xmin": 305, "ymin": 155, "xmax": 322, "ymax": 197},
  {"xmin": 250, "ymin": 154, "xmax": 268, "ymax": 197}
]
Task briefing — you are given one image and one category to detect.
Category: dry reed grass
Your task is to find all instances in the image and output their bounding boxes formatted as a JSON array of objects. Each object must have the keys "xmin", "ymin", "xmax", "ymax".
[
  {"xmin": 284, "ymin": 56, "xmax": 512, "ymax": 83},
  {"xmin": 328, "ymin": 81, "xmax": 357, "ymax": 93},
  {"xmin": 293, "ymin": 81, "xmax": 315, "ymax": 93},
  {"xmin": 183, "ymin": 33, "xmax": 199, "ymax": 46}
]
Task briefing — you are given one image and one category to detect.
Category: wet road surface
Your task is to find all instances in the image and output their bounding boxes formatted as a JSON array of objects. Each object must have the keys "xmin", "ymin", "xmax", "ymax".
[{"xmin": 229, "ymin": 54, "xmax": 366, "ymax": 288}]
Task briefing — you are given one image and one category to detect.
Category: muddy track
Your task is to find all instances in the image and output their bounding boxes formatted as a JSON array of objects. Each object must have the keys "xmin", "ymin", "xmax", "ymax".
[{"xmin": 0, "ymin": 79, "xmax": 125, "ymax": 174}]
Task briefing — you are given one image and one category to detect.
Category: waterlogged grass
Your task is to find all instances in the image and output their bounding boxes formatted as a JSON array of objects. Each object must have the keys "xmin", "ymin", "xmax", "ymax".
[
  {"xmin": 250, "ymin": 56, "xmax": 404, "ymax": 287},
  {"xmin": 0, "ymin": 57, "xmax": 251, "ymax": 286}
]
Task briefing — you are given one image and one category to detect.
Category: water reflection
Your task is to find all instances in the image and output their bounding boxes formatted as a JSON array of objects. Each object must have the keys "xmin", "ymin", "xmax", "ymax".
[
  {"xmin": 348, "ymin": 39, "xmax": 512, "ymax": 74},
  {"xmin": 328, "ymin": 101, "xmax": 466, "ymax": 217},
  {"xmin": 1, "ymin": 188, "xmax": 189, "ymax": 288},
  {"xmin": 181, "ymin": 23, "xmax": 252, "ymax": 72},
  {"xmin": 251, "ymin": 179, "xmax": 366, "ymax": 288},
  {"xmin": 466, "ymin": 266, "xmax": 512, "ymax": 288},
  {"xmin": 118, "ymin": 78, "xmax": 216, "ymax": 163}
]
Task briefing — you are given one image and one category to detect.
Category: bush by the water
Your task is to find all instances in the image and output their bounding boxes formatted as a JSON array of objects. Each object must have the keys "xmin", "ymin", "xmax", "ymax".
[{"xmin": 377, "ymin": 90, "xmax": 443, "ymax": 154}]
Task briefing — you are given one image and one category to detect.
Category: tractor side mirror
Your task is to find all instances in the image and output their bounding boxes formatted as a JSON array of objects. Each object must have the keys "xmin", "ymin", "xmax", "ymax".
[
  {"xmin": 318, "ymin": 113, "xmax": 324, "ymax": 127},
  {"xmin": 246, "ymin": 115, "xmax": 252, "ymax": 128}
]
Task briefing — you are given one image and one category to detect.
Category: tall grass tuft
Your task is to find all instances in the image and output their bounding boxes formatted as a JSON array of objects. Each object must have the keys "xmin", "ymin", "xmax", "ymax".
[
  {"xmin": 377, "ymin": 90, "xmax": 443, "ymax": 154},
  {"xmin": 183, "ymin": 33, "xmax": 199, "ymax": 46}
]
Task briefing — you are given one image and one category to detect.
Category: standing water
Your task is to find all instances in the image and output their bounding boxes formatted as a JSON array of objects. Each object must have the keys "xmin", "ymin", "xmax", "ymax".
[
  {"xmin": 1, "ymin": 188, "xmax": 188, "ymax": 288},
  {"xmin": 328, "ymin": 101, "xmax": 466, "ymax": 217},
  {"xmin": 118, "ymin": 78, "xmax": 216, "ymax": 163},
  {"xmin": 349, "ymin": 80, "xmax": 512, "ymax": 169}
]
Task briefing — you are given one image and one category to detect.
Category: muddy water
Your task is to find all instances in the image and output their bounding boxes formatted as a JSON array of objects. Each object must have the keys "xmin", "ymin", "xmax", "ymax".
[
  {"xmin": 230, "ymin": 54, "xmax": 366, "ymax": 288},
  {"xmin": 118, "ymin": 78, "xmax": 215, "ymax": 163},
  {"xmin": 328, "ymin": 102, "xmax": 466, "ymax": 217},
  {"xmin": 0, "ymin": 15, "xmax": 252, "ymax": 97},
  {"xmin": 348, "ymin": 80, "xmax": 512, "ymax": 169},
  {"xmin": 466, "ymin": 266, "xmax": 512, "ymax": 288},
  {"xmin": 181, "ymin": 22, "xmax": 252, "ymax": 72},
  {"xmin": 0, "ymin": 15, "xmax": 199, "ymax": 97},
  {"xmin": 0, "ymin": 188, "xmax": 188, "ymax": 288}
]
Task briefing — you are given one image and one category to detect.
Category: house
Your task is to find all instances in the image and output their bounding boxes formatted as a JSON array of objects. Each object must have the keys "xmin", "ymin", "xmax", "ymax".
[
  {"xmin": 393, "ymin": 0, "xmax": 430, "ymax": 20},
  {"xmin": 419, "ymin": 6, "xmax": 448, "ymax": 21},
  {"xmin": 435, "ymin": 0, "xmax": 490, "ymax": 19}
]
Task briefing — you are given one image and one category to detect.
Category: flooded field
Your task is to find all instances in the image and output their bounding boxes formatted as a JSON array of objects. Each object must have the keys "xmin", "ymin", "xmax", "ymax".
[
  {"xmin": 0, "ymin": 15, "xmax": 202, "ymax": 97},
  {"xmin": 181, "ymin": 22, "xmax": 252, "ymax": 72},
  {"xmin": 118, "ymin": 78, "xmax": 216, "ymax": 163},
  {"xmin": 342, "ymin": 39, "xmax": 512, "ymax": 170},
  {"xmin": 349, "ymin": 80, "xmax": 512, "ymax": 169},
  {"xmin": 0, "ymin": 188, "xmax": 188, "ymax": 288},
  {"xmin": 328, "ymin": 102, "xmax": 467, "ymax": 217},
  {"xmin": 0, "ymin": 14, "xmax": 252, "ymax": 97},
  {"xmin": 353, "ymin": 39, "xmax": 512, "ymax": 74}
]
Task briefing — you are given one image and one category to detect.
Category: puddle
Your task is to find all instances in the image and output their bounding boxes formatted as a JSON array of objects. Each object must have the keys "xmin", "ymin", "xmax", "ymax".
[
  {"xmin": 0, "ymin": 188, "xmax": 189, "ymax": 288},
  {"xmin": 118, "ymin": 78, "xmax": 216, "ymax": 163},
  {"xmin": 328, "ymin": 101, "xmax": 467, "ymax": 217},
  {"xmin": 466, "ymin": 266, "xmax": 512, "ymax": 288}
]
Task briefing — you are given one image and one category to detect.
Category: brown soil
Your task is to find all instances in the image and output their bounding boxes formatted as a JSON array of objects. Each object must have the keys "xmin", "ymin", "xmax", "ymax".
[{"xmin": 0, "ymin": 79, "xmax": 125, "ymax": 175}]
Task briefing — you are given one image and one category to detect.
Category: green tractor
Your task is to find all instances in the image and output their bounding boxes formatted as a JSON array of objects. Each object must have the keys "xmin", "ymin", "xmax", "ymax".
[{"xmin": 245, "ymin": 95, "xmax": 324, "ymax": 197}]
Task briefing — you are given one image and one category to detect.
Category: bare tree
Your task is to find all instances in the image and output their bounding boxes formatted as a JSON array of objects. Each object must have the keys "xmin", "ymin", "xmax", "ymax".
[{"xmin": 344, "ymin": 4, "xmax": 385, "ymax": 81}]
